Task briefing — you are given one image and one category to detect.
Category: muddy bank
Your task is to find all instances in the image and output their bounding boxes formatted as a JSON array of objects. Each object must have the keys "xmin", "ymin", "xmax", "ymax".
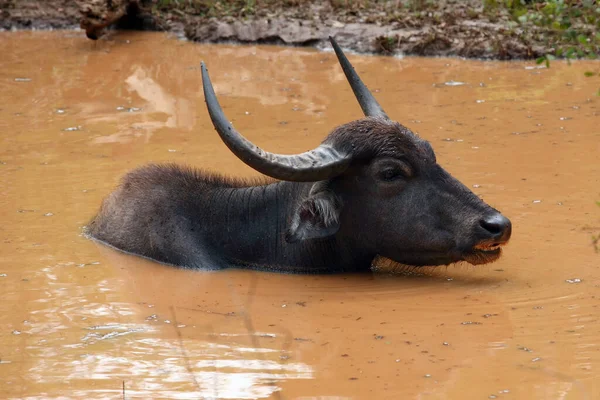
[
  {"xmin": 181, "ymin": 1, "xmax": 549, "ymax": 59},
  {"xmin": 0, "ymin": 0, "xmax": 591, "ymax": 59}
]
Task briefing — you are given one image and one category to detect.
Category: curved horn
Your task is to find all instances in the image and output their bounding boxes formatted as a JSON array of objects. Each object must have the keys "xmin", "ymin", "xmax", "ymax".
[
  {"xmin": 329, "ymin": 36, "xmax": 389, "ymax": 120},
  {"xmin": 201, "ymin": 63, "xmax": 351, "ymax": 182}
]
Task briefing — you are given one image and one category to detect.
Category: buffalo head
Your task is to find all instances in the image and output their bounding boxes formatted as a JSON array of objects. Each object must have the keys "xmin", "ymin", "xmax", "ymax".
[{"xmin": 201, "ymin": 37, "xmax": 511, "ymax": 267}]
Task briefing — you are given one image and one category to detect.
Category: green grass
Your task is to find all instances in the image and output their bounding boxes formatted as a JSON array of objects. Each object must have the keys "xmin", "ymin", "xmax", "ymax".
[{"xmin": 484, "ymin": 0, "xmax": 600, "ymax": 61}]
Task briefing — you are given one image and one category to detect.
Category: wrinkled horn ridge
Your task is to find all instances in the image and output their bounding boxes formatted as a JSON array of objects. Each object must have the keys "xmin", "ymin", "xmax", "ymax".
[
  {"xmin": 200, "ymin": 62, "xmax": 351, "ymax": 182},
  {"xmin": 329, "ymin": 36, "xmax": 389, "ymax": 120}
]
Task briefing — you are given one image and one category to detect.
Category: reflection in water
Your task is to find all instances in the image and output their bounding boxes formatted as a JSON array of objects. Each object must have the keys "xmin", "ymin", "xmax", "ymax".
[
  {"xmin": 30, "ymin": 335, "xmax": 311, "ymax": 399},
  {"xmin": 0, "ymin": 31, "xmax": 599, "ymax": 399},
  {"xmin": 85, "ymin": 65, "xmax": 197, "ymax": 145}
]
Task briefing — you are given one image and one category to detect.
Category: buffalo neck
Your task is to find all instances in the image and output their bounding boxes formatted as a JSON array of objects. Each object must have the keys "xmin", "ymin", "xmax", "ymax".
[{"xmin": 203, "ymin": 180, "xmax": 374, "ymax": 273}]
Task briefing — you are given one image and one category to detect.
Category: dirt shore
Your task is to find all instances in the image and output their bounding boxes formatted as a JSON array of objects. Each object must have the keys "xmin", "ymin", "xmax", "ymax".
[{"xmin": 0, "ymin": 0, "xmax": 593, "ymax": 59}]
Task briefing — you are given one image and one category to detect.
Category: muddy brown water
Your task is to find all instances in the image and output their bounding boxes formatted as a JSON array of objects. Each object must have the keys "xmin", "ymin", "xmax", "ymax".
[{"xmin": 0, "ymin": 31, "xmax": 599, "ymax": 399}]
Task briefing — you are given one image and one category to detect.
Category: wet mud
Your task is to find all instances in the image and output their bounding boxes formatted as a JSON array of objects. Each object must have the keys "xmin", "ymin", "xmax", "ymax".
[
  {"xmin": 1, "ymin": 31, "xmax": 599, "ymax": 399},
  {"xmin": 1, "ymin": 0, "xmax": 553, "ymax": 59}
]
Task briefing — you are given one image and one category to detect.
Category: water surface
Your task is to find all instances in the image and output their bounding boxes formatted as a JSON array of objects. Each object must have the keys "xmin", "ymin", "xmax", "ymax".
[{"xmin": 0, "ymin": 31, "xmax": 599, "ymax": 399}]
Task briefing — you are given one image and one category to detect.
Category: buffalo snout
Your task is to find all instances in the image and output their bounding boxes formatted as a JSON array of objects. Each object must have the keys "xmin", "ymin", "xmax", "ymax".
[{"xmin": 479, "ymin": 213, "xmax": 512, "ymax": 245}]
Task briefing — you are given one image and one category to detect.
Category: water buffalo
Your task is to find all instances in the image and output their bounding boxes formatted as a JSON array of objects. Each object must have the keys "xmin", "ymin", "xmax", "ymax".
[{"xmin": 87, "ymin": 37, "xmax": 511, "ymax": 273}]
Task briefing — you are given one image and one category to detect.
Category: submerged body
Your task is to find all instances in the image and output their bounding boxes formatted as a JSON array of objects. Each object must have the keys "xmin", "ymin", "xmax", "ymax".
[{"xmin": 88, "ymin": 164, "xmax": 368, "ymax": 273}]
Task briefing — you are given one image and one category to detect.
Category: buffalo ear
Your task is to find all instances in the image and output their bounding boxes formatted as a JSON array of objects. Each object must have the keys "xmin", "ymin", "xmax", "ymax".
[{"xmin": 285, "ymin": 182, "xmax": 343, "ymax": 243}]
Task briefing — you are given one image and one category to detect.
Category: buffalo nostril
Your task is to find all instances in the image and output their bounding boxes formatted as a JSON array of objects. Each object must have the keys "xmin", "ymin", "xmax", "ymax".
[{"xmin": 479, "ymin": 213, "xmax": 512, "ymax": 242}]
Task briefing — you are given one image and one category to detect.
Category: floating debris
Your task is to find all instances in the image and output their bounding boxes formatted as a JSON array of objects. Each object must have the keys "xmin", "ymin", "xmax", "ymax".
[
  {"xmin": 461, "ymin": 321, "xmax": 482, "ymax": 325},
  {"xmin": 145, "ymin": 314, "xmax": 158, "ymax": 321},
  {"xmin": 482, "ymin": 313, "xmax": 498, "ymax": 318},
  {"xmin": 424, "ymin": 374, "xmax": 431, "ymax": 378},
  {"xmin": 476, "ymin": 99, "xmax": 485, "ymax": 104},
  {"xmin": 62, "ymin": 126, "xmax": 82, "ymax": 132},
  {"xmin": 76, "ymin": 261, "xmax": 100, "ymax": 267},
  {"xmin": 55, "ymin": 109, "xmax": 66, "ymax": 114},
  {"xmin": 14, "ymin": 77, "xmax": 32, "ymax": 82},
  {"xmin": 0, "ymin": 274, "xmax": 6, "ymax": 277},
  {"xmin": 559, "ymin": 117, "xmax": 572, "ymax": 121},
  {"xmin": 12, "ymin": 330, "xmax": 21, "ymax": 335},
  {"xmin": 444, "ymin": 80, "xmax": 466, "ymax": 86},
  {"xmin": 168, "ymin": 149, "xmax": 177, "ymax": 153},
  {"xmin": 532, "ymin": 200, "xmax": 542, "ymax": 204},
  {"xmin": 531, "ymin": 357, "xmax": 542, "ymax": 362},
  {"xmin": 44, "ymin": 212, "xmax": 54, "ymax": 217},
  {"xmin": 115, "ymin": 106, "xmax": 142, "ymax": 112},
  {"xmin": 518, "ymin": 346, "xmax": 533, "ymax": 353},
  {"xmin": 294, "ymin": 337, "xmax": 312, "ymax": 342},
  {"xmin": 565, "ymin": 278, "xmax": 582, "ymax": 284},
  {"xmin": 163, "ymin": 320, "xmax": 171, "ymax": 324},
  {"xmin": 245, "ymin": 111, "xmax": 250, "ymax": 115},
  {"xmin": 374, "ymin": 335, "xmax": 384, "ymax": 340},
  {"xmin": 473, "ymin": 184, "xmax": 481, "ymax": 188},
  {"xmin": 443, "ymin": 342, "xmax": 449, "ymax": 346},
  {"xmin": 489, "ymin": 395, "xmax": 498, "ymax": 399}
]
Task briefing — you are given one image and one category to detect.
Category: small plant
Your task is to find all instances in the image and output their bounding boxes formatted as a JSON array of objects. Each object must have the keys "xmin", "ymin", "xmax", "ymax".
[
  {"xmin": 489, "ymin": 0, "xmax": 600, "ymax": 94},
  {"xmin": 375, "ymin": 34, "xmax": 399, "ymax": 53}
]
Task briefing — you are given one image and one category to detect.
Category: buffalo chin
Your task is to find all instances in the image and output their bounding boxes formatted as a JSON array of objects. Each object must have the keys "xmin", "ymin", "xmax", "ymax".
[
  {"xmin": 462, "ymin": 248, "xmax": 502, "ymax": 265},
  {"xmin": 375, "ymin": 245, "xmax": 504, "ymax": 269}
]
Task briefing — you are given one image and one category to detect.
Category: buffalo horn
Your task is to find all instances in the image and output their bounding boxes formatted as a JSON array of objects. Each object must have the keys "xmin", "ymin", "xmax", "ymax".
[
  {"xmin": 201, "ymin": 63, "xmax": 351, "ymax": 182},
  {"xmin": 329, "ymin": 36, "xmax": 389, "ymax": 120}
]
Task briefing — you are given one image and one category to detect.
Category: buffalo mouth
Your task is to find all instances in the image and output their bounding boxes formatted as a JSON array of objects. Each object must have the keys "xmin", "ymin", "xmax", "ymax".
[{"xmin": 462, "ymin": 242, "xmax": 505, "ymax": 265}]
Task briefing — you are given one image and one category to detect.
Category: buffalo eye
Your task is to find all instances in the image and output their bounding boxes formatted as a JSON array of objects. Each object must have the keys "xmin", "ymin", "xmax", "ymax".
[
  {"xmin": 376, "ymin": 160, "xmax": 412, "ymax": 182},
  {"xmin": 378, "ymin": 168, "xmax": 403, "ymax": 182}
]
